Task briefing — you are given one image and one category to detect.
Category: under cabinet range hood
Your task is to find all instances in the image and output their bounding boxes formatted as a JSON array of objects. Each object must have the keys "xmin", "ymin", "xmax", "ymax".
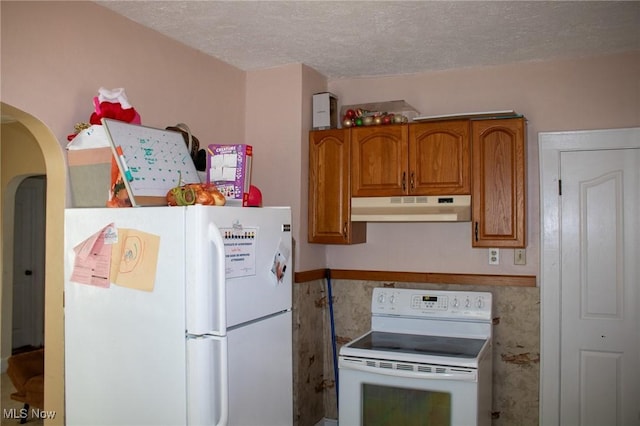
[{"xmin": 351, "ymin": 195, "xmax": 471, "ymax": 222}]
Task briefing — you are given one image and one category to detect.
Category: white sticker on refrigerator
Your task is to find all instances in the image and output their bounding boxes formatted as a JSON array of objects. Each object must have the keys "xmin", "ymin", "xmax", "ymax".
[
  {"xmin": 271, "ymin": 238, "xmax": 290, "ymax": 284},
  {"xmin": 222, "ymin": 226, "xmax": 257, "ymax": 278}
]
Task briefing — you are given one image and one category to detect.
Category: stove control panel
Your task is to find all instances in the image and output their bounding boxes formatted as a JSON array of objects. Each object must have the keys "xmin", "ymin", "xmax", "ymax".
[
  {"xmin": 372, "ymin": 288, "xmax": 492, "ymax": 321},
  {"xmin": 411, "ymin": 294, "xmax": 449, "ymax": 310}
]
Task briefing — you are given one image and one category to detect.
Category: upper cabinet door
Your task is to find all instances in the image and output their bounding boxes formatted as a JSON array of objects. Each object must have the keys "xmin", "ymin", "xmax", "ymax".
[
  {"xmin": 409, "ymin": 120, "xmax": 471, "ymax": 195},
  {"xmin": 308, "ymin": 129, "xmax": 366, "ymax": 244},
  {"xmin": 351, "ymin": 125, "xmax": 409, "ymax": 197},
  {"xmin": 471, "ymin": 118, "xmax": 526, "ymax": 248}
]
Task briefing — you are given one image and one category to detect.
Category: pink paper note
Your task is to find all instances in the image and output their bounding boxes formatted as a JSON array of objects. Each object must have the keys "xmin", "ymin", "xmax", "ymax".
[{"xmin": 70, "ymin": 224, "xmax": 117, "ymax": 288}]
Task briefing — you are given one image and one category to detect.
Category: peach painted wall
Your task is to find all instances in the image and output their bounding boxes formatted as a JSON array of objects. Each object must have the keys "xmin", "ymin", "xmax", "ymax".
[
  {"xmin": 245, "ymin": 64, "xmax": 329, "ymax": 271},
  {"xmin": 326, "ymin": 52, "xmax": 640, "ymax": 279},
  {"xmin": 246, "ymin": 64, "xmax": 332, "ymax": 271},
  {"xmin": 1, "ymin": 1, "xmax": 246, "ymax": 162},
  {"xmin": 246, "ymin": 65, "xmax": 304, "ymax": 211}
]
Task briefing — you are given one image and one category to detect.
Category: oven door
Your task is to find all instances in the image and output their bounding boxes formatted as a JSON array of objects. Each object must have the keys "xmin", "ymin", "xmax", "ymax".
[{"xmin": 339, "ymin": 357, "xmax": 489, "ymax": 426}]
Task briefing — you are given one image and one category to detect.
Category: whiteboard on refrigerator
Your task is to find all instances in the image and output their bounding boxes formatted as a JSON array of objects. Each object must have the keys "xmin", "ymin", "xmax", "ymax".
[{"xmin": 102, "ymin": 118, "xmax": 200, "ymax": 206}]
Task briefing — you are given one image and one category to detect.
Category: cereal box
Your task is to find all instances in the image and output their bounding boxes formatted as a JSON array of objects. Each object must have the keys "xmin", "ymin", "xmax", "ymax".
[{"xmin": 206, "ymin": 144, "xmax": 253, "ymax": 206}]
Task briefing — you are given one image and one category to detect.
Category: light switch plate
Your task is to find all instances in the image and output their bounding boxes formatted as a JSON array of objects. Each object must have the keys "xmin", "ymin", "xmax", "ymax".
[{"xmin": 514, "ymin": 248, "xmax": 526, "ymax": 265}]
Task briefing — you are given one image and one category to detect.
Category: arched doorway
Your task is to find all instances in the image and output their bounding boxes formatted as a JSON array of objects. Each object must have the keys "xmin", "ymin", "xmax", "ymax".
[{"xmin": 1, "ymin": 102, "xmax": 66, "ymax": 424}]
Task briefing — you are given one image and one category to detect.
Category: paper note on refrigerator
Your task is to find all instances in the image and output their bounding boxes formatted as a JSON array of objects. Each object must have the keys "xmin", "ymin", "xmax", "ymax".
[
  {"xmin": 110, "ymin": 228, "xmax": 160, "ymax": 292},
  {"xmin": 222, "ymin": 226, "xmax": 257, "ymax": 278},
  {"xmin": 70, "ymin": 224, "xmax": 117, "ymax": 288}
]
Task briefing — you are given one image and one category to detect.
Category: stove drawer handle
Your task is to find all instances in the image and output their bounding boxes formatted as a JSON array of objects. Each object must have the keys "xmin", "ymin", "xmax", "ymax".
[{"xmin": 340, "ymin": 361, "xmax": 477, "ymax": 381}]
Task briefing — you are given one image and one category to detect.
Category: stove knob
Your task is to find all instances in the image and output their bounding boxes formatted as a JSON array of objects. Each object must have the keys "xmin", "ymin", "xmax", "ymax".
[
  {"xmin": 389, "ymin": 294, "xmax": 396, "ymax": 304},
  {"xmin": 378, "ymin": 293, "xmax": 386, "ymax": 304},
  {"xmin": 476, "ymin": 297, "xmax": 484, "ymax": 309},
  {"xmin": 452, "ymin": 297, "xmax": 459, "ymax": 308},
  {"xmin": 465, "ymin": 298, "xmax": 471, "ymax": 308}
]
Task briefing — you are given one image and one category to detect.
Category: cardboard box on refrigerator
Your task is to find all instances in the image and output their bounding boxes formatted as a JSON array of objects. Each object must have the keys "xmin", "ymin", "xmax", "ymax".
[
  {"xmin": 66, "ymin": 125, "xmax": 113, "ymax": 207},
  {"xmin": 206, "ymin": 144, "xmax": 253, "ymax": 206}
]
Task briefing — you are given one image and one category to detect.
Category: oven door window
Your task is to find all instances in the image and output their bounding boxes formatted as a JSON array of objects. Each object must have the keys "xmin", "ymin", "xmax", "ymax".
[{"xmin": 362, "ymin": 383, "xmax": 451, "ymax": 426}]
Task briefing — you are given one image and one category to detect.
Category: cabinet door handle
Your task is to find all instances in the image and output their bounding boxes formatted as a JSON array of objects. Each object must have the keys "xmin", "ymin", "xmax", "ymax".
[
  {"xmin": 402, "ymin": 172, "xmax": 406, "ymax": 192},
  {"xmin": 343, "ymin": 222, "xmax": 348, "ymax": 237},
  {"xmin": 410, "ymin": 172, "xmax": 415, "ymax": 191},
  {"xmin": 475, "ymin": 222, "xmax": 479, "ymax": 241}
]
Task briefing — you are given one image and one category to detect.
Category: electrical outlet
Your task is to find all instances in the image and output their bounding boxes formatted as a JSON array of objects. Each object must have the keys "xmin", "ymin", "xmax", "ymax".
[
  {"xmin": 489, "ymin": 248, "xmax": 499, "ymax": 265},
  {"xmin": 514, "ymin": 248, "xmax": 526, "ymax": 265}
]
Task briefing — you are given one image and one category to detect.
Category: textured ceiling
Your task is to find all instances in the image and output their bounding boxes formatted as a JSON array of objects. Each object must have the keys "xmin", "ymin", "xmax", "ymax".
[{"xmin": 97, "ymin": 1, "xmax": 640, "ymax": 79}]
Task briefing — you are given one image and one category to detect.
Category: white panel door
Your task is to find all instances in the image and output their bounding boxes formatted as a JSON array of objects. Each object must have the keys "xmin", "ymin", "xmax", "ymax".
[
  {"xmin": 12, "ymin": 176, "xmax": 45, "ymax": 349},
  {"xmin": 560, "ymin": 148, "xmax": 639, "ymax": 426}
]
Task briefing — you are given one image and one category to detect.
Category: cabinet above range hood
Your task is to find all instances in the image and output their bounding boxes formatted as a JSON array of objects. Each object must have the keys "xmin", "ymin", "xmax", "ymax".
[{"xmin": 351, "ymin": 195, "xmax": 471, "ymax": 222}]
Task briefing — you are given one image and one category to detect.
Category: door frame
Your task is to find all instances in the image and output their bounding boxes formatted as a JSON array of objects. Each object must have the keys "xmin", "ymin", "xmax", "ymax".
[
  {"xmin": 1, "ymin": 102, "xmax": 67, "ymax": 422},
  {"xmin": 538, "ymin": 127, "xmax": 640, "ymax": 425}
]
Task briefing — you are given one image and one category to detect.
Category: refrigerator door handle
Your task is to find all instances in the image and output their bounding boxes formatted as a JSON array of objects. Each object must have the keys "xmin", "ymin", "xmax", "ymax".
[
  {"xmin": 209, "ymin": 222, "xmax": 227, "ymax": 332},
  {"xmin": 187, "ymin": 335, "xmax": 229, "ymax": 425},
  {"xmin": 186, "ymin": 213, "xmax": 227, "ymax": 335}
]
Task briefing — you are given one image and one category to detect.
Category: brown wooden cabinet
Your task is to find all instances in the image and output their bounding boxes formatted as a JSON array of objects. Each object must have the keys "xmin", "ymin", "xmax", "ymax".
[
  {"xmin": 351, "ymin": 122, "xmax": 470, "ymax": 196},
  {"xmin": 351, "ymin": 124, "xmax": 408, "ymax": 196},
  {"xmin": 308, "ymin": 116, "xmax": 526, "ymax": 247},
  {"xmin": 409, "ymin": 120, "xmax": 471, "ymax": 195},
  {"xmin": 471, "ymin": 117, "xmax": 526, "ymax": 248},
  {"xmin": 308, "ymin": 129, "xmax": 366, "ymax": 244}
]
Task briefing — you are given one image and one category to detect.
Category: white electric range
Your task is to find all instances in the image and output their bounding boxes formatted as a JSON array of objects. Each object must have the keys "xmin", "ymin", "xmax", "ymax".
[{"xmin": 339, "ymin": 288, "xmax": 493, "ymax": 426}]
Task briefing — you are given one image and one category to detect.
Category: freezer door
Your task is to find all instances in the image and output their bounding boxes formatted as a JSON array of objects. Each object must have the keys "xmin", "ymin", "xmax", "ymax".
[
  {"xmin": 224, "ymin": 207, "xmax": 292, "ymax": 327},
  {"xmin": 186, "ymin": 205, "xmax": 293, "ymax": 329},
  {"xmin": 64, "ymin": 207, "xmax": 188, "ymax": 425},
  {"xmin": 227, "ymin": 311, "xmax": 293, "ymax": 425},
  {"xmin": 187, "ymin": 335, "xmax": 228, "ymax": 426}
]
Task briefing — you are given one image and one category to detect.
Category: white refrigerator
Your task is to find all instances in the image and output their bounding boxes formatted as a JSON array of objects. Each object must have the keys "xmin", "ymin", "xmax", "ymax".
[{"xmin": 64, "ymin": 205, "xmax": 293, "ymax": 426}]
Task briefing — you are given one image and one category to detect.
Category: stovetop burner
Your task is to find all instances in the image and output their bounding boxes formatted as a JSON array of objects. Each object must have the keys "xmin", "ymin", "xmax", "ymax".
[{"xmin": 348, "ymin": 331, "xmax": 486, "ymax": 359}]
